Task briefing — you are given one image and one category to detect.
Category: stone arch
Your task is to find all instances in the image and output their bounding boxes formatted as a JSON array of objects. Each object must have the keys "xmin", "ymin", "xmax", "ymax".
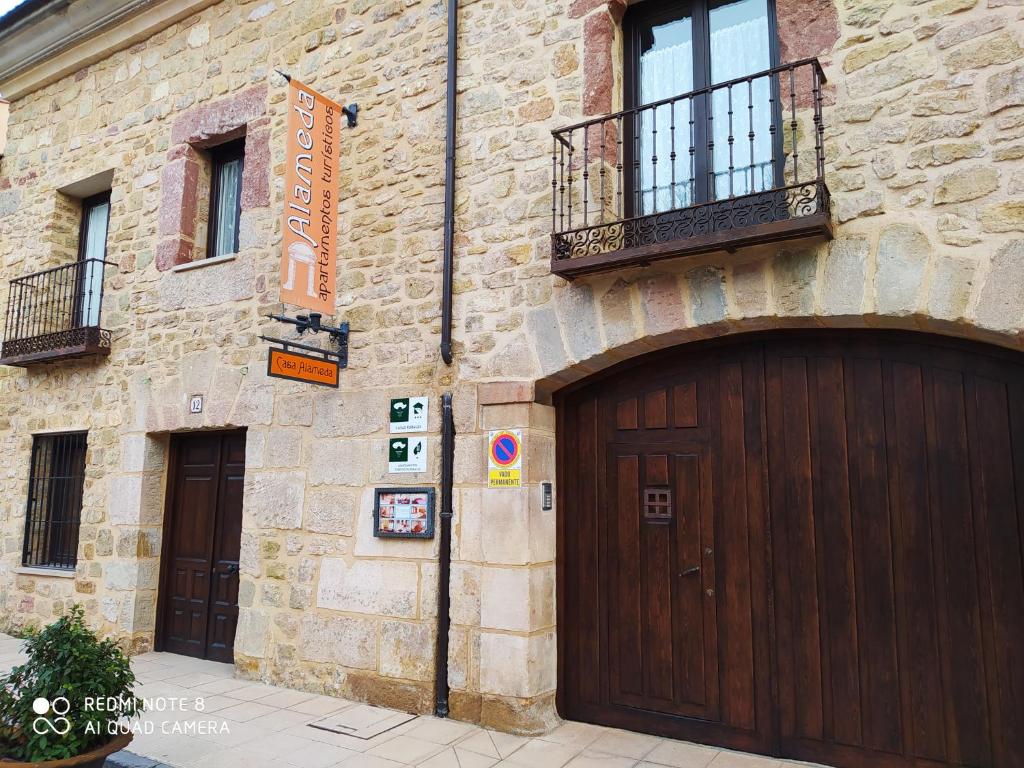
[{"xmin": 505, "ymin": 233, "xmax": 1024, "ymax": 399}]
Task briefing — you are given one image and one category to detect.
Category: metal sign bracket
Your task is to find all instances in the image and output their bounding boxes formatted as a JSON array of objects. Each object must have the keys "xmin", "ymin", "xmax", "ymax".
[{"xmin": 260, "ymin": 312, "xmax": 349, "ymax": 368}]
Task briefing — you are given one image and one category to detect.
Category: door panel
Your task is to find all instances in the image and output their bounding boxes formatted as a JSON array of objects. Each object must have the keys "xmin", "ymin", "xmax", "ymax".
[
  {"xmin": 159, "ymin": 431, "xmax": 246, "ymax": 662},
  {"xmin": 559, "ymin": 332, "xmax": 1024, "ymax": 768},
  {"xmin": 561, "ymin": 351, "xmax": 771, "ymax": 754},
  {"xmin": 765, "ymin": 337, "xmax": 1024, "ymax": 768},
  {"xmin": 204, "ymin": 432, "xmax": 245, "ymax": 664}
]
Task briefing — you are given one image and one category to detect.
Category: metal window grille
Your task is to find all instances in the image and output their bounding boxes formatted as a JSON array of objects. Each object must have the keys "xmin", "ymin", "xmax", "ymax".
[{"xmin": 22, "ymin": 432, "xmax": 87, "ymax": 569}]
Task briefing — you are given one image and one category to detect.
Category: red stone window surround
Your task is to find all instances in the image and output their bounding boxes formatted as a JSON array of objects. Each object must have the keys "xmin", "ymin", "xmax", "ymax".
[
  {"xmin": 573, "ymin": 0, "xmax": 839, "ymax": 120},
  {"xmin": 156, "ymin": 84, "xmax": 271, "ymax": 271}
]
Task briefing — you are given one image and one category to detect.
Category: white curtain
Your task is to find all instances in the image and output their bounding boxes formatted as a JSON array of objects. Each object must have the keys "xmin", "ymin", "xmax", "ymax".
[
  {"xmin": 212, "ymin": 157, "xmax": 242, "ymax": 258},
  {"xmin": 79, "ymin": 201, "xmax": 108, "ymax": 327},
  {"xmin": 637, "ymin": 2, "xmax": 772, "ymax": 215},
  {"xmin": 709, "ymin": 13, "xmax": 772, "ymax": 200},
  {"xmin": 638, "ymin": 40, "xmax": 694, "ymax": 214}
]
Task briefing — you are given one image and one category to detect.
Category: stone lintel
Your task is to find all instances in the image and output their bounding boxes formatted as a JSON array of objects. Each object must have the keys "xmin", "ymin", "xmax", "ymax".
[{"xmin": 478, "ymin": 381, "xmax": 535, "ymax": 405}]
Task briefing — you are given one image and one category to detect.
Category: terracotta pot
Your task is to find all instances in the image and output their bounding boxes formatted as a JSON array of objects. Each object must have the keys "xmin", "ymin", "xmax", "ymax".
[{"xmin": 1, "ymin": 732, "xmax": 133, "ymax": 768}]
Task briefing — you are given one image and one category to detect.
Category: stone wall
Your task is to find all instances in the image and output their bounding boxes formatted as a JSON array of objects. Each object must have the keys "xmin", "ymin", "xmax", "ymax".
[{"xmin": 0, "ymin": 0, "xmax": 1022, "ymax": 735}]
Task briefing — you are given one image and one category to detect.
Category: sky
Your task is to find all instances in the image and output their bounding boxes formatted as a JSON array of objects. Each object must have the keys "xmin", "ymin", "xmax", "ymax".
[{"xmin": 0, "ymin": 0, "xmax": 24, "ymax": 17}]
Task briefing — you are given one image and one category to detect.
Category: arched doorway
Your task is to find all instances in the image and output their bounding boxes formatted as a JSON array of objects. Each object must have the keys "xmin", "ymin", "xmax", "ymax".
[{"xmin": 556, "ymin": 330, "xmax": 1024, "ymax": 768}]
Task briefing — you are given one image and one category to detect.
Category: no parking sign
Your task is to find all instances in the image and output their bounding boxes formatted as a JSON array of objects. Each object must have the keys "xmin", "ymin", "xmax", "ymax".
[{"xmin": 488, "ymin": 430, "xmax": 522, "ymax": 488}]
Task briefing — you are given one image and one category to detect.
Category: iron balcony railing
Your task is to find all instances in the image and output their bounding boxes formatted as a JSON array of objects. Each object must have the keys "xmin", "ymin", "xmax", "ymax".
[
  {"xmin": 1, "ymin": 258, "xmax": 114, "ymax": 366},
  {"xmin": 550, "ymin": 58, "xmax": 832, "ymax": 278}
]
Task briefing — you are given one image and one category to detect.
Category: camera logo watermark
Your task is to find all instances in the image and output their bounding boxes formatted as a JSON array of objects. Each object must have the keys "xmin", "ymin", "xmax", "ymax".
[
  {"xmin": 26, "ymin": 695, "xmax": 230, "ymax": 737},
  {"xmin": 31, "ymin": 697, "xmax": 72, "ymax": 736}
]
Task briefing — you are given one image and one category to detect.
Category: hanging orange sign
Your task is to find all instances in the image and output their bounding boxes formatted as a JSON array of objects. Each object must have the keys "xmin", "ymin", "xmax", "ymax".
[
  {"xmin": 267, "ymin": 348, "xmax": 339, "ymax": 388},
  {"xmin": 280, "ymin": 78, "xmax": 341, "ymax": 315}
]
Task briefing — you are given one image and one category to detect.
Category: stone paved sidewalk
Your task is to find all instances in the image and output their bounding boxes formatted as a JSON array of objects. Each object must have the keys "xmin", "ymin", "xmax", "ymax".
[{"xmin": 0, "ymin": 634, "xmax": 820, "ymax": 768}]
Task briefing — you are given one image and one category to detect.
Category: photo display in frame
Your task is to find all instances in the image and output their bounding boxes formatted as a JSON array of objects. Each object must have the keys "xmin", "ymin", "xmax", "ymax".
[{"xmin": 373, "ymin": 487, "xmax": 435, "ymax": 539}]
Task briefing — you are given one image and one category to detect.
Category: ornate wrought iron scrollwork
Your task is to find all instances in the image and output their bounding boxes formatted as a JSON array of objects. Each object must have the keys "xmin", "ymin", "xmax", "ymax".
[
  {"xmin": 553, "ymin": 182, "xmax": 829, "ymax": 262},
  {"xmin": 1, "ymin": 326, "xmax": 111, "ymax": 362},
  {"xmin": 1, "ymin": 258, "xmax": 114, "ymax": 364},
  {"xmin": 549, "ymin": 58, "xmax": 831, "ymax": 273}
]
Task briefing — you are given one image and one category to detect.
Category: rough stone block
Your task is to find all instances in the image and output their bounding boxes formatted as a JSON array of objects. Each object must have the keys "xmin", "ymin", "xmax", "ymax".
[
  {"xmin": 480, "ymin": 568, "xmax": 532, "ymax": 631},
  {"xmin": 108, "ymin": 476, "xmax": 143, "ymax": 526},
  {"xmin": 170, "ymin": 84, "xmax": 267, "ymax": 145},
  {"xmin": 975, "ymin": 239, "xmax": 1024, "ymax": 331},
  {"xmin": 380, "ymin": 620, "xmax": 434, "ymax": 681},
  {"xmin": 0, "ymin": 189, "xmax": 21, "ymax": 219},
  {"xmin": 300, "ymin": 614, "xmax": 377, "ymax": 669},
  {"xmin": 928, "ymin": 254, "xmax": 976, "ymax": 322},
  {"xmin": 308, "ymin": 439, "xmax": 369, "ymax": 485},
  {"xmin": 478, "ymin": 381, "xmax": 534, "ymax": 405},
  {"xmin": 246, "ymin": 471, "xmax": 305, "ymax": 529},
  {"xmin": 312, "ymin": 390, "xmax": 384, "ymax": 437},
  {"xmin": 304, "ymin": 486, "xmax": 357, "ymax": 535},
  {"xmin": 265, "ymin": 428, "xmax": 303, "ymax": 468},
  {"xmin": 638, "ymin": 273, "xmax": 688, "ymax": 335},
  {"xmin": 158, "ymin": 257, "xmax": 256, "ymax": 309},
  {"xmin": 987, "ymin": 63, "xmax": 1024, "ymax": 113},
  {"xmin": 981, "ymin": 201, "xmax": 1024, "ymax": 232},
  {"xmin": 316, "ymin": 557, "xmax": 419, "ymax": 618},
  {"xmin": 598, "ymin": 279, "xmax": 640, "ymax": 350},
  {"xmin": 933, "ymin": 166, "xmax": 999, "ymax": 204},
  {"xmin": 773, "ymin": 250, "xmax": 818, "ymax": 316},
  {"xmin": 875, "ymin": 223, "xmax": 931, "ymax": 316},
  {"xmin": 450, "ymin": 563, "xmax": 482, "ymax": 626},
  {"xmin": 525, "ymin": 306, "xmax": 569, "ymax": 375},
  {"xmin": 686, "ymin": 266, "xmax": 726, "ymax": 325},
  {"xmin": 553, "ymin": 282, "xmax": 602, "ymax": 363},
  {"xmin": 235, "ymin": 608, "xmax": 269, "ymax": 658},
  {"xmin": 241, "ymin": 128, "xmax": 270, "ymax": 209},
  {"xmin": 480, "ymin": 488, "xmax": 532, "ymax": 566},
  {"xmin": 478, "ymin": 631, "xmax": 556, "ymax": 699},
  {"xmin": 821, "ymin": 237, "xmax": 869, "ymax": 315},
  {"xmin": 276, "ymin": 395, "xmax": 313, "ymax": 426}
]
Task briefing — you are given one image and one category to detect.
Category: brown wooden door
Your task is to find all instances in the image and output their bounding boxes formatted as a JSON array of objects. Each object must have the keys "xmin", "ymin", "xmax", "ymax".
[
  {"xmin": 765, "ymin": 336, "xmax": 1024, "ymax": 768},
  {"xmin": 158, "ymin": 431, "xmax": 245, "ymax": 663},
  {"xmin": 559, "ymin": 345, "xmax": 774, "ymax": 755},
  {"xmin": 558, "ymin": 332, "xmax": 1024, "ymax": 768}
]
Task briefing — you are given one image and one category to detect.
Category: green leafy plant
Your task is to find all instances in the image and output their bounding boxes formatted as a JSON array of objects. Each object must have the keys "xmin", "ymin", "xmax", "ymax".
[{"xmin": 0, "ymin": 605, "xmax": 143, "ymax": 762}]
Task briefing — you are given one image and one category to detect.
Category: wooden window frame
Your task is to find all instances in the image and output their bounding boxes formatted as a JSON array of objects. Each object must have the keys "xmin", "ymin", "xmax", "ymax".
[
  {"xmin": 206, "ymin": 138, "xmax": 246, "ymax": 259},
  {"xmin": 622, "ymin": 0, "xmax": 783, "ymax": 215},
  {"xmin": 22, "ymin": 431, "xmax": 88, "ymax": 570}
]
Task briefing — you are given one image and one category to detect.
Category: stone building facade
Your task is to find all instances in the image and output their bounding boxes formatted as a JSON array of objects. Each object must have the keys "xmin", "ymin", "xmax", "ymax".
[{"xmin": 0, "ymin": 0, "xmax": 1023, "ymax": 754}]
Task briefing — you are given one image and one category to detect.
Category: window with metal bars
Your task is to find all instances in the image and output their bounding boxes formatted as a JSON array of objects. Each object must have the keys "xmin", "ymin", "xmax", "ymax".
[{"xmin": 22, "ymin": 432, "xmax": 87, "ymax": 570}]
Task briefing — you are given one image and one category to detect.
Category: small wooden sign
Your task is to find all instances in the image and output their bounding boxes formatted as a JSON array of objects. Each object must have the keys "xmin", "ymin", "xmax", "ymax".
[{"xmin": 267, "ymin": 348, "xmax": 339, "ymax": 388}]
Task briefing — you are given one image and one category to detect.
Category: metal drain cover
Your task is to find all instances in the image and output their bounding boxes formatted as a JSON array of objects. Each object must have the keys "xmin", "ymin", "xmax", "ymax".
[{"xmin": 308, "ymin": 703, "xmax": 417, "ymax": 739}]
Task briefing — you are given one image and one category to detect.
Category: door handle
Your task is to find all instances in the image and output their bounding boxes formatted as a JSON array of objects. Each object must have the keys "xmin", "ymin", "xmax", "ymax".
[{"xmin": 679, "ymin": 566, "xmax": 700, "ymax": 578}]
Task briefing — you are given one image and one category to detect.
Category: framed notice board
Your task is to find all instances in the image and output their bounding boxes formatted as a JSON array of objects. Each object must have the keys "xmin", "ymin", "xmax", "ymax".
[{"xmin": 373, "ymin": 487, "xmax": 435, "ymax": 539}]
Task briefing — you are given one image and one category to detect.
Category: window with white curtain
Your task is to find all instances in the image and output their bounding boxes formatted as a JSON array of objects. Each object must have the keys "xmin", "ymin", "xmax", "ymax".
[
  {"xmin": 77, "ymin": 192, "xmax": 109, "ymax": 328},
  {"xmin": 625, "ymin": 0, "xmax": 777, "ymax": 216},
  {"xmin": 208, "ymin": 139, "xmax": 245, "ymax": 258}
]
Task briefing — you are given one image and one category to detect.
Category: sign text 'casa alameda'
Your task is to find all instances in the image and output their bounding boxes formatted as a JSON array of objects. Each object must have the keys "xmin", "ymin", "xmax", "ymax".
[
  {"xmin": 267, "ymin": 348, "xmax": 340, "ymax": 388},
  {"xmin": 280, "ymin": 78, "xmax": 341, "ymax": 315}
]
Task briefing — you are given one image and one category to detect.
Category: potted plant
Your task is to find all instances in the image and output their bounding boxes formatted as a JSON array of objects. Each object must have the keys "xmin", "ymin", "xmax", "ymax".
[{"xmin": 0, "ymin": 606, "xmax": 142, "ymax": 766}]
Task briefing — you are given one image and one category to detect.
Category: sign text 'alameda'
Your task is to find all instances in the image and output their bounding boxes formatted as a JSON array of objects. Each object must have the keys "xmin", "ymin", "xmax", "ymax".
[{"xmin": 280, "ymin": 78, "xmax": 341, "ymax": 316}]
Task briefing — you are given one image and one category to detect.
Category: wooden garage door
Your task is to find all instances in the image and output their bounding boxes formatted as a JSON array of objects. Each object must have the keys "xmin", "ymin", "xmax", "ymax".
[{"xmin": 558, "ymin": 332, "xmax": 1024, "ymax": 768}]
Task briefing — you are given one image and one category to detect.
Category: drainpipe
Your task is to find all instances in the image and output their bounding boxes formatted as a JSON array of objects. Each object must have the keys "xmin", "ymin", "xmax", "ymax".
[
  {"xmin": 439, "ymin": 0, "xmax": 458, "ymax": 366},
  {"xmin": 435, "ymin": 0, "xmax": 458, "ymax": 716},
  {"xmin": 435, "ymin": 392, "xmax": 456, "ymax": 717}
]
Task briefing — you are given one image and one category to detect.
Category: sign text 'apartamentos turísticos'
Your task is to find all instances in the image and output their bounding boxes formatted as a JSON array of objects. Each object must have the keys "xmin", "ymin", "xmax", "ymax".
[{"xmin": 280, "ymin": 79, "xmax": 341, "ymax": 315}]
